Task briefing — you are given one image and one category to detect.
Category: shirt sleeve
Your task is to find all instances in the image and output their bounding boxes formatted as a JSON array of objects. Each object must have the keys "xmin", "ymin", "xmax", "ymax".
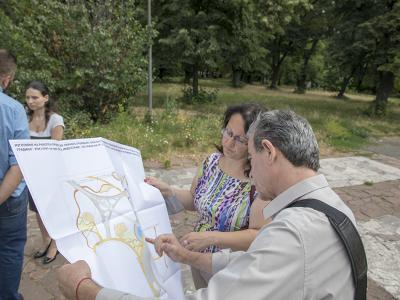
[
  {"xmin": 9, "ymin": 104, "xmax": 29, "ymax": 166},
  {"xmin": 49, "ymin": 113, "xmax": 65, "ymax": 129},
  {"xmin": 96, "ymin": 288, "xmax": 155, "ymax": 300},
  {"xmin": 185, "ymin": 219, "xmax": 305, "ymax": 300},
  {"xmin": 99, "ymin": 219, "xmax": 305, "ymax": 300},
  {"xmin": 211, "ymin": 249, "xmax": 244, "ymax": 274}
]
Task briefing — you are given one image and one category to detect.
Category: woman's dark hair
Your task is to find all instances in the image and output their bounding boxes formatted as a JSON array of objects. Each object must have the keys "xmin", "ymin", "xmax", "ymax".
[
  {"xmin": 216, "ymin": 102, "xmax": 268, "ymax": 177},
  {"xmin": 26, "ymin": 80, "xmax": 57, "ymax": 125}
]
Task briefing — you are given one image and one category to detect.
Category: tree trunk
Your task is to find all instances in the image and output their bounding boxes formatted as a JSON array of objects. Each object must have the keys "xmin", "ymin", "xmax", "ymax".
[
  {"xmin": 337, "ymin": 64, "xmax": 358, "ymax": 98},
  {"xmin": 244, "ymin": 73, "xmax": 252, "ymax": 84},
  {"xmin": 355, "ymin": 63, "xmax": 368, "ymax": 92},
  {"xmin": 262, "ymin": 74, "xmax": 267, "ymax": 85},
  {"xmin": 232, "ymin": 67, "xmax": 242, "ymax": 88},
  {"xmin": 269, "ymin": 65, "xmax": 280, "ymax": 89},
  {"xmin": 158, "ymin": 67, "xmax": 166, "ymax": 80},
  {"xmin": 295, "ymin": 39, "xmax": 319, "ymax": 94},
  {"xmin": 373, "ymin": 71, "xmax": 394, "ymax": 116},
  {"xmin": 269, "ymin": 39, "xmax": 293, "ymax": 89},
  {"xmin": 295, "ymin": 74, "xmax": 307, "ymax": 94},
  {"xmin": 337, "ymin": 76, "xmax": 352, "ymax": 98},
  {"xmin": 192, "ymin": 64, "xmax": 199, "ymax": 96},
  {"xmin": 184, "ymin": 67, "xmax": 192, "ymax": 84}
]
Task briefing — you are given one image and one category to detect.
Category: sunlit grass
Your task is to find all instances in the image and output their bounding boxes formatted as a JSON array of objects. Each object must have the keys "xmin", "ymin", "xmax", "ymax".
[{"xmin": 69, "ymin": 79, "xmax": 400, "ymax": 164}]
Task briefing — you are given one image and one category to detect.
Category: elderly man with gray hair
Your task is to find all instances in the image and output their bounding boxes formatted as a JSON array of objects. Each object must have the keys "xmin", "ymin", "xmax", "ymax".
[{"xmin": 58, "ymin": 110, "xmax": 366, "ymax": 300}]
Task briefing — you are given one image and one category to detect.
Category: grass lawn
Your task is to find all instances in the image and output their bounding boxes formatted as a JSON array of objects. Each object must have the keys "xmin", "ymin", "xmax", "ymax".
[{"xmin": 72, "ymin": 79, "xmax": 400, "ymax": 167}]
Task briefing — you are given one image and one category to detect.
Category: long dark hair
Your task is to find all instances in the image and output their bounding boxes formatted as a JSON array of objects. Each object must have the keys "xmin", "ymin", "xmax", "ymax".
[
  {"xmin": 216, "ymin": 102, "xmax": 268, "ymax": 177},
  {"xmin": 26, "ymin": 80, "xmax": 57, "ymax": 125}
]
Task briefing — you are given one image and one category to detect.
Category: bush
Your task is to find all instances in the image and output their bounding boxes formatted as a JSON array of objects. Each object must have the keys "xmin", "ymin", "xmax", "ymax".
[
  {"xmin": 180, "ymin": 85, "xmax": 218, "ymax": 104},
  {"xmin": 1, "ymin": 0, "xmax": 148, "ymax": 123},
  {"xmin": 63, "ymin": 111, "xmax": 93, "ymax": 139}
]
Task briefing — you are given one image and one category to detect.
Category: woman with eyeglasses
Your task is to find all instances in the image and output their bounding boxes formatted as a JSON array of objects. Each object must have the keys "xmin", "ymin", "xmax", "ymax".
[{"xmin": 145, "ymin": 103, "xmax": 268, "ymax": 289}]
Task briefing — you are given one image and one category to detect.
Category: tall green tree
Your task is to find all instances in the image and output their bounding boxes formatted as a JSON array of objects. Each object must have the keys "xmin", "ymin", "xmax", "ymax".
[
  {"xmin": 327, "ymin": 0, "xmax": 399, "ymax": 112},
  {"xmin": 365, "ymin": 0, "xmax": 400, "ymax": 115},
  {"xmin": 215, "ymin": 0, "xmax": 266, "ymax": 88},
  {"xmin": 155, "ymin": 1, "xmax": 222, "ymax": 96},
  {"xmin": 324, "ymin": 0, "xmax": 375, "ymax": 97},
  {"xmin": 256, "ymin": 0, "xmax": 312, "ymax": 89},
  {"xmin": 1, "ymin": 0, "xmax": 148, "ymax": 122},
  {"xmin": 292, "ymin": 0, "xmax": 334, "ymax": 93}
]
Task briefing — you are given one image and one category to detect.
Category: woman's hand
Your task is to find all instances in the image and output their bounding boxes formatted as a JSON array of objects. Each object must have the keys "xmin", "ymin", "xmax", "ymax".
[
  {"xmin": 180, "ymin": 231, "xmax": 215, "ymax": 252},
  {"xmin": 145, "ymin": 176, "xmax": 173, "ymax": 198}
]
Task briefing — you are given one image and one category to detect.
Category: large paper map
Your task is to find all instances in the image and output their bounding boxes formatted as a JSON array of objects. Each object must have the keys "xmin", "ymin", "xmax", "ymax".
[{"xmin": 10, "ymin": 138, "xmax": 184, "ymax": 299}]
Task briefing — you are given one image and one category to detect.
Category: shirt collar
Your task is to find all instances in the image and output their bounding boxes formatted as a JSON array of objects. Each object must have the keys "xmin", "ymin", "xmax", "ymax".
[
  {"xmin": 0, "ymin": 86, "xmax": 3, "ymax": 93},
  {"xmin": 263, "ymin": 174, "xmax": 329, "ymax": 219}
]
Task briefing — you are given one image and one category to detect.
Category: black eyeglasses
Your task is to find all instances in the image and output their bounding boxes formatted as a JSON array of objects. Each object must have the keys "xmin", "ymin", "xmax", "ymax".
[{"xmin": 221, "ymin": 128, "xmax": 248, "ymax": 146}]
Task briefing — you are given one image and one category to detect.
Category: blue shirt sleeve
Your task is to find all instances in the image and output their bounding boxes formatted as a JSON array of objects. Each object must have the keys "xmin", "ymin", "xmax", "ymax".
[{"xmin": 8, "ymin": 104, "xmax": 29, "ymax": 166}]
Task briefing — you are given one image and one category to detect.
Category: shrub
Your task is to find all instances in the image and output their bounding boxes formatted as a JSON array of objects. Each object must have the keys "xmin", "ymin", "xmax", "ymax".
[
  {"xmin": 180, "ymin": 85, "xmax": 218, "ymax": 104},
  {"xmin": 1, "ymin": 0, "xmax": 148, "ymax": 123}
]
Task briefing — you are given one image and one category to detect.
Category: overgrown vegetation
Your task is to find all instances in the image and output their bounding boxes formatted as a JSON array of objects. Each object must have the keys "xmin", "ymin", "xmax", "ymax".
[
  {"xmin": 180, "ymin": 86, "xmax": 218, "ymax": 104},
  {"xmin": 67, "ymin": 80, "xmax": 400, "ymax": 163}
]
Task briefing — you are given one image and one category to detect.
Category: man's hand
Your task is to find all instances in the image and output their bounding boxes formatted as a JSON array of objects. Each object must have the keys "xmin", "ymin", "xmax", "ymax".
[
  {"xmin": 146, "ymin": 234, "xmax": 213, "ymax": 274},
  {"xmin": 180, "ymin": 232, "xmax": 215, "ymax": 252},
  {"xmin": 57, "ymin": 260, "xmax": 93, "ymax": 300},
  {"xmin": 146, "ymin": 234, "xmax": 191, "ymax": 264}
]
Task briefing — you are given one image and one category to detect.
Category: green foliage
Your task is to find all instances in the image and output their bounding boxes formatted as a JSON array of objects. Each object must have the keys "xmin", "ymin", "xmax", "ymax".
[
  {"xmin": 1, "ymin": 0, "xmax": 148, "ymax": 122},
  {"xmin": 2, "ymin": 0, "xmax": 399, "ymax": 124},
  {"xmin": 85, "ymin": 108, "xmax": 221, "ymax": 161},
  {"xmin": 76, "ymin": 80, "xmax": 400, "ymax": 162},
  {"xmin": 155, "ymin": 1, "xmax": 223, "ymax": 83},
  {"xmin": 163, "ymin": 96, "xmax": 179, "ymax": 117},
  {"xmin": 163, "ymin": 159, "xmax": 172, "ymax": 169},
  {"xmin": 180, "ymin": 86, "xmax": 218, "ymax": 104},
  {"xmin": 63, "ymin": 111, "xmax": 93, "ymax": 139}
]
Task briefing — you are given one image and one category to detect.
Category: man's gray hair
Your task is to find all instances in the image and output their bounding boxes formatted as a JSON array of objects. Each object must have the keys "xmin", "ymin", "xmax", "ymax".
[{"xmin": 248, "ymin": 110, "xmax": 320, "ymax": 171}]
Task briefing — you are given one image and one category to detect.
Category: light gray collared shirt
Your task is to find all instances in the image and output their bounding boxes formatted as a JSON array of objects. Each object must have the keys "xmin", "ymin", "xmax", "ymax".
[{"xmin": 97, "ymin": 174, "xmax": 356, "ymax": 300}]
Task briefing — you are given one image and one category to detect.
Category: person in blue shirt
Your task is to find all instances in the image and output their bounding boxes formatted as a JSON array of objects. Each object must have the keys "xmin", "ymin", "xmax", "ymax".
[{"xmin": 0, "ymin": 49, "xmax": 30, "ymax": 300}]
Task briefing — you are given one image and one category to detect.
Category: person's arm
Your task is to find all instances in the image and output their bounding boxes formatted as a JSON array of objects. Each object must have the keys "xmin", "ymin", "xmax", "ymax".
[
  {"xmin": 57, "ymin": 260, "xmax": 100, "ymax": 300},
  {"xmin": 57, "ymin": 261, "xmax": 151, "ymax": 300},
  {"xmin": 180, "ymin": 197, "xmax": 270, "ymax": 252},
  {"xmin": 0, "ymin": 165, "xmax": 23, "ymax": 205},
  {"xmin": 51, "ymin": 125, "xmax": 64, "ymax": 140},
  {"xmin": 183, "ymin": 220, "xmax": 304, "ymax": 300},
  {"xmin": 249, "ymin": 197, "xmax": 271, "ymax": 228},
  {"xmin": 172, "ymin": 175, "xmax": 197, "ymax": 211},
  {"xmin": 57, "ymin": 235, "xmax": 210, "ymax": 300},
  {"xmin": 58, "ymin": 233, "xmax": 246, "ymax": 300},
  {"xmin": 146, "ymin": 234, "xmax": 212, "ymax": 274},
  {"xmin": 181, "ymin": 229, "xmax": 258, "ymax": 252},
  {"xmin": 0, "ymin": 104, "xmax": 29, "ymax": 204},
  {"xmin": 145, "ymin": 174, "xmax": 198, "ymax": 211},
  {"xmin": 50, "ymin": 114, "xmax": 64, "ymax": 140}
]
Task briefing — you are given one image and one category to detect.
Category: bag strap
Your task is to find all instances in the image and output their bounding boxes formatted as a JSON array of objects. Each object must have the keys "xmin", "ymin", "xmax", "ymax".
[{"xmin": 288, "ymin": 199, "xmax": 367, "ymax": 300}]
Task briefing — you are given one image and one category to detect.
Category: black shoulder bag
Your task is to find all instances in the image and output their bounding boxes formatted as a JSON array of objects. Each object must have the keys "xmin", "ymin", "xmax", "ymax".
[{"xmin": 287, "ymin": 199, "xmax": 368, "ymax": 300}]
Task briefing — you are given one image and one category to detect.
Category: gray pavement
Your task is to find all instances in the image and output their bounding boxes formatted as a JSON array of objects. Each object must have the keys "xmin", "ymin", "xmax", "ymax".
[
  {"xmin": 363, "ymin": 137, "xmax": 400, "ymax": 160},
  {"xmin": 20, "ymin": 154, "xmax": 400, "ymax": 299}
]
